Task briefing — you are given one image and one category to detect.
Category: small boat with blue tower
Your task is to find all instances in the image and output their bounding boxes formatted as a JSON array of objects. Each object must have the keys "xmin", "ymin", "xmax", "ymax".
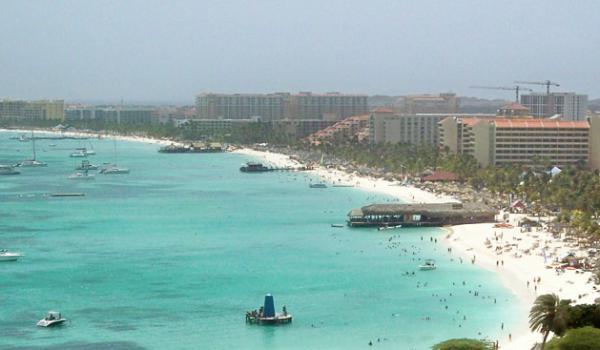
[{"xmin": 246, "ymin": 294, "xmax": 292, "ymax": 325}]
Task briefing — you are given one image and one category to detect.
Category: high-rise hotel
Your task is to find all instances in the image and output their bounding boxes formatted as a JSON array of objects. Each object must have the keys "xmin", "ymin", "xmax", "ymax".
[{"xmin": 195, "ymin": 92, "xmax": 367, "ymax": 121}]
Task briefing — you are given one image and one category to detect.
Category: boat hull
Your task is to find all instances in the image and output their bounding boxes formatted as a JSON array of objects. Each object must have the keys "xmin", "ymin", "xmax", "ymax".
[
  {"xmin": 37, "ymin": 319, "xmax": 66, "ymax": 327},
  {"xmin": 0, "ymin": 254, "xmax": 21, "ymax": 262}
]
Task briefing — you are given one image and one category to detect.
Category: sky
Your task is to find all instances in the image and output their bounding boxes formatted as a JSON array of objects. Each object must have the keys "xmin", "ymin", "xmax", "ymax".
[{"xmin": 1, "ymin": 0, "xmax": 599, "ymax": 104}]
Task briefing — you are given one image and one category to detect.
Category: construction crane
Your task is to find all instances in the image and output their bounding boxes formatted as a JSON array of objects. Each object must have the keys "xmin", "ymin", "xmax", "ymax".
[
  {"xmin": 514, "ymin": 80, "xmax": 560, "ymax": 95},
  {"xmin": 469, "ymin": 85, "xmax": 533, "ymax": 102}
]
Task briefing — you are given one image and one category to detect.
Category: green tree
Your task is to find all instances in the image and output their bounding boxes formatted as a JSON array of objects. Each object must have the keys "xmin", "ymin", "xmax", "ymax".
[
  {"xmin": 546, "ymin": 327, "xmax": 600, "ymax": 350},
  {"xmin": 529, "ymin": 294, "xmax": 571, "ymax": 350},
  {"xmin": 431, "ymin": 338, "xmax": 494, "ymax": 350}
]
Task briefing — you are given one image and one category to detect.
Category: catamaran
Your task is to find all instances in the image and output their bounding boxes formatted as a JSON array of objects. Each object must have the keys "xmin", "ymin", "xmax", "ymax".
[
  {"xmin": 100, "ymin": 139, "xmax": 129, "ymax": 175},
  {"xmin": 16, "ymin": 131, "xmax": 47, "ymax": 167}
]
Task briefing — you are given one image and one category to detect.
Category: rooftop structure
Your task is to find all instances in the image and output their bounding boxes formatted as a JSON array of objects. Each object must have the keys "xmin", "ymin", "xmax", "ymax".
[{"xmin": 394, "ymin": 93, "xmax": 459, "ymax": 114}]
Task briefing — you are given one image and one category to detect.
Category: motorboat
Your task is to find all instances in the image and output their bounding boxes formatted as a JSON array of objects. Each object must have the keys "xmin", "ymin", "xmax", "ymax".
[
  {"xmin": 37, "ymin": 311, "xmax": 67, "ymax": 327},
  {"xmin": 418, "ymin": 259, "xmax": 437, "ymax": 270},
  {"xmin": 331, "ymin": 224, "xmax": 345, "ymax": 228},
  {"xmin": 309, "ymin": 183, "xmax": 327, "ymax": 188},
  {"xmin": 70, "ymin": 150, "xmax": 87, "ymax": 158},
  {"xmin": 69, "ymin": 171, "xmax": 95, "ymax": 180},
  {"xmin": 75, "ymin": 160, "xmax": 98, "ymax": 171},
  {"xmin": 75, "ymin": 147, "xmax": 95, "ymax": 156},
  {"xmin": 100, "ymin": 165, "xmax": 130, "ymax": 174},
  {"xmin": 0, "ymin": 249, "xmax": 22, "ymax": 262},
  {"xmin": 0, "ymin": 165, "xmax": 20, "ymax": 175},
  {"xmin": 377, "ymin": 224, "xmax": 402, "ymax": 231}
]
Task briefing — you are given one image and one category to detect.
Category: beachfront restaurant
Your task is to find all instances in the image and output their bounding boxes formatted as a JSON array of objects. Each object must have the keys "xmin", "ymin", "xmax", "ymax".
[{"xmin": 347, "ymin": 202, "xmax": 496, "ymax": 227}]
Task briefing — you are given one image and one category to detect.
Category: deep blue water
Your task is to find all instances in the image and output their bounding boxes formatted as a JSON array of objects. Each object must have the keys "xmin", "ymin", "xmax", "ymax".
[{"xmin": 0, "ymin": 131, "xmax": 521, "ymax": 349}]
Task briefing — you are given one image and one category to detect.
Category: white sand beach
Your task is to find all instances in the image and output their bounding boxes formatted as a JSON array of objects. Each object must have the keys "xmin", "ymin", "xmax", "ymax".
[
  {"xmin": 233, "ymin": 147, "xmax": 457, "ymax": 204},
  {"xmin": 234, "ymin": 147, "xmax": 599, "ymax": 350}
]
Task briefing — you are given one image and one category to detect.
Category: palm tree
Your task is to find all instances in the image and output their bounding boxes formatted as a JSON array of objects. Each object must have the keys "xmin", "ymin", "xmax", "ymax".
[{"xmin": 529, "ymin": 294, "xmax": 570, "ymax": 349}]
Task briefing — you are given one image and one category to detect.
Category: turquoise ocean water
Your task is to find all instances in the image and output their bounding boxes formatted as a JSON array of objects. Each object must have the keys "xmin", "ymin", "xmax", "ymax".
[{"xmin": 0, "ymin": 132, "xmax": 523, "ymax": 349}]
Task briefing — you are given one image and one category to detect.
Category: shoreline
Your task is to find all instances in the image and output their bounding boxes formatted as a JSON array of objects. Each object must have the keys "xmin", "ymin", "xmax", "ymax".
[
  {"xmin": 233, "ymin": 147, "xmax": 599, "ymax": 350},
  {"xmin": 3, "ymin": 128, "xmax": 596, "ymax": 349}
]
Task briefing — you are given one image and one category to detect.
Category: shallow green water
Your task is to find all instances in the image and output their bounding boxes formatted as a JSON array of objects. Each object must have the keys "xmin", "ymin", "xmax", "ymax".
[{"xmin": 0, "ymin": 132, "xmax": 522, "ymax": 349}]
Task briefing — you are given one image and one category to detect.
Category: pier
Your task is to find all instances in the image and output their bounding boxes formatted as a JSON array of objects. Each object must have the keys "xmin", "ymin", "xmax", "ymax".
[{"xmin": 347, "ymin": 202, "xmax": 496, "ymax": 227}]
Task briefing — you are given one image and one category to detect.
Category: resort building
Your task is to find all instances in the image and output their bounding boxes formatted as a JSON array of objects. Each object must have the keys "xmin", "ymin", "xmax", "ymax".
[
  {"xmin": 439, "ymin": 116, "xmax": 598, "ymax": 168},
  {"xmin": 65, "ymin": 106, "xmax": 157, "ymax": 124},
  {"xmin": 369, "ymin": 108, "xmax": 494, "ymax": 146},
  {"xmin": 286, "ymin": 92, "xmax": 368, "ymax": 120},
  {"xmin": 520, "ymin": 92, "xmax": 588, "ymax": 120},
  {"xmin": 196, "ymin": 92, "xmax": 368, "ymax": 121},
  {"xmin": 0, "ymin": 99, "xmax": 64, "ymax": 120},
  {"xmin": 176, "ymin": 118, "xmax": 259, "ymax": 136},
  {"xmin": 307, "ymin": 114, "xmax": 369, "ymax": 144},
  {"xmin": 272, "ymin": 119, "xmax": 336, "ymax": 139},
  {"xmin": 393, "ymin": 93, "xmax": 459, "ymax": 114}
]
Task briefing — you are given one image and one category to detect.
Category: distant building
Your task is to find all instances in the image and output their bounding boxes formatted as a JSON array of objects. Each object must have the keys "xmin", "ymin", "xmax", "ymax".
[
  {"xmin": 0, "ymin": 99, "xmax": 64, "ymax": 120},
  {"xmin": 369, "ymin": 108, "xmax": 493, "ymax": 146},
  {"xmin": 272, "ymin": 119, "xmax": 336, "ymax": 139},
  {"xmin": 497, "ymin": 102, "xmax": 530, "ymax": 118},
  {"xmin": 177, "ymin": 118, "xmax": 260, "ymax": 136},
  {"xmin": 520, "ymin": 92, "xmax": 588, "ymax": 120},
  {"xmin": 196, "ymin": 93, "xmax": 288, "ymax": 121},
  {"xmin": 394, "ymin": 93, "xmax": 459, "ymax": 114},
  {"xmin": 286, "ymin": 92, "xmax": 368, "ymax": 120},
  {"xmin": 195, "ymin": 92, "xmax": 367, "ymax": 121},
  {"xmin": 307, "ymin": 114, "xmax": 369, "ymax": 144},
  {"xmin": 439, "ymin": 117, "xmax": 595, "ymax": 168},
  {"xmin": 65, "ymin": 106, "xmax": 157, "ymax": 124}
]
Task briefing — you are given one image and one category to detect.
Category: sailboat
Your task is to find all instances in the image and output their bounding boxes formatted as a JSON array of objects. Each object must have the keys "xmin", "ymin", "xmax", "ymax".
[
  {"xmin": 100, "ymin": 138, "xmax": 129, "ymax": 175},
  {"xmin": 16, "ymin": 131, "xmax": 47, "ymax": 167}
]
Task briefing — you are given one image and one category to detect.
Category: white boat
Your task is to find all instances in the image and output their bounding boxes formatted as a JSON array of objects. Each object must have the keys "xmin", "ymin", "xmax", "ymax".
[
  {"xmin": 17, "ymin": 131, "xmax": 47, "ymax": 167},
  {"xmin": 0, "ymin": 165, "xmax": 20, "ymax": 175},
  {"xmin": 100, "ymin": 165, "xmax": 130, "ymax": 174},
  {"xmin": 377, "ymin": 224, "xmax": 402, "ymax": 231},
  {"xmin": 37, "ymin": 311, "xmax": 67, "ymax": 327},
  {"xmin": 75, "ymin": 147, "xmax": 95, "ymax": 156},
  {"xmin": 0, "ymin": 249, "xmax": 22, "ymax": 262},
  {"xmin": 69, "ymin": 171, "xmax": 95, "ymax": 180},
  {"xmin": 70, "ymin": 150, "xmax": 87, "ymax": 158},
  {"xmin": 418, "ymin": 259, "xmax": 436, "ymax": 270},
  {"xmin": 75, "ymin": 160, "xmax": 98, "ymax": 171}
]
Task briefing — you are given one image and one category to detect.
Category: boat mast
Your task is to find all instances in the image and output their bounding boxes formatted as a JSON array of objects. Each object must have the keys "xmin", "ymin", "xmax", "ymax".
[{"xmin": 31, "ymin": 130, "xmax": 36, "ymax": 160}]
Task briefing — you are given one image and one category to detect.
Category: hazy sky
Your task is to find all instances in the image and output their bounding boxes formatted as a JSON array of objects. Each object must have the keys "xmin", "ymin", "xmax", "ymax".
[{"xmin": 1, "ymin": 0, "xmax": 599, "ymax": 103}]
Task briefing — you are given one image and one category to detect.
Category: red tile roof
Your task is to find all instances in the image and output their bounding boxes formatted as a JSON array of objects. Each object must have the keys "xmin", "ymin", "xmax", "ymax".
[
  {"xmin": 371, "ymin": 107, "xmax": 394, "ymax": 113},
  {"xmin": 421, "ymin": 171, "xmax": 459, "ymax": 182},
  {"xmin": 493, "ymin": 119, "xmax": 589, "ymax": 129},
  {"xmin": 500, "ymin": 102, "xmax": 529, "ymax": 111}
]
